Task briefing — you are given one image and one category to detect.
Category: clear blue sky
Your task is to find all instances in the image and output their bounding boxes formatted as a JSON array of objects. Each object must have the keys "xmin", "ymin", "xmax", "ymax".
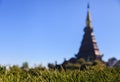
[{"xmin": 0, "ymin": 0, "xmax": 120, "ymax": 67}]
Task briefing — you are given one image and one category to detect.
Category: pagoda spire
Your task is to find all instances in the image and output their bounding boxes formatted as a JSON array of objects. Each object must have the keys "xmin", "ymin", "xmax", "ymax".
[
  {"xmin": 75, "ymin": 4, "xmax": 102, "ymax": 61},
  {"xmin": 86, "ymin": 3, "xmax": 92, "ymax": 27}
]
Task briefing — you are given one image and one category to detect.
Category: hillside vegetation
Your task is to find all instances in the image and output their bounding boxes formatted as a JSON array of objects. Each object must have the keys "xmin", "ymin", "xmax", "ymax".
[{"xmin": 0, "ymin": 62, "xmax": 120, "ymax": 82}]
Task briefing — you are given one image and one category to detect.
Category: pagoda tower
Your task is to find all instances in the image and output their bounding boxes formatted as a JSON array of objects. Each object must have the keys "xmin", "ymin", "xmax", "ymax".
[{"xmin": 75, "ymin": 4, "xmax": 102, "ymax": 61}]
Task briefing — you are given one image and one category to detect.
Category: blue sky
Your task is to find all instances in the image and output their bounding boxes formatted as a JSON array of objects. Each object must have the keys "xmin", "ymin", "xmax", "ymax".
[{"xmin": 0, "ymin": 0, "xmax": 120, "ymax": 66}]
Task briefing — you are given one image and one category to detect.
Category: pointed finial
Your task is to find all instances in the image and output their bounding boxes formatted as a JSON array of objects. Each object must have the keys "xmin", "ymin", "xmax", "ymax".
[
  {"xmin": 87, "ymin": 3, "xmax": 90, "ymax": 9},
  {"xmin": 86, "ymin": 3, "xmax": 92, "ymax": 27}
]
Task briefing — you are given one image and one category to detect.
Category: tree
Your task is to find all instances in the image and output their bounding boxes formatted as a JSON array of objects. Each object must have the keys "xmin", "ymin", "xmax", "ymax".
[
  {"xmin": 0, "ymin": 65, "xmax": 6, "ymax": 74},
  {"xmin": 48, "ymin": 63, "xmax": 55, "ymax": 69},
  {"xmin": 76, "ymin": 58, "xmax": 86, "ymax": 64},
  {"xmin": 21, "ymin": 62, "xmax": 29, "ymax": 71},
  {"xmin": 9, "ymin": 65, "xmax": 22, "ymax": 74}
]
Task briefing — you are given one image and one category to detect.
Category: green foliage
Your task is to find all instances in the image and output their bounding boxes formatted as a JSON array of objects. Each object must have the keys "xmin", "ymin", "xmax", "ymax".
[
  {"xmin": 48, "ymin": 63, "xmax": 55, "ymax": 70},
  {"xmin": 64, "ymin": 63, "xmax": 80, "ymax": 70},
  {"xmin": 0, "ymin": 64, "xmax": 120, "ymax": 82},
  {"xmin": 21, "ymin": 62, "xmax": 29, "ymax": 71},
  {"xmin": 92, "ymin": 60, "xmax": 106, "ymax": 70},
  {"xmin": 0, "ymin": 65, "xmax": 6, "ymax": 75},
  {"xmin": 76, "ymin": 58, "xmax": 86, "ymax": 64}
]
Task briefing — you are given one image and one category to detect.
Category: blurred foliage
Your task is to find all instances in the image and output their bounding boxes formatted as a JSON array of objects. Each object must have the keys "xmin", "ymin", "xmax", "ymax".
[{"xmin": 0, "ymin": 61, "xmax": 119, "ymax": 82}]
